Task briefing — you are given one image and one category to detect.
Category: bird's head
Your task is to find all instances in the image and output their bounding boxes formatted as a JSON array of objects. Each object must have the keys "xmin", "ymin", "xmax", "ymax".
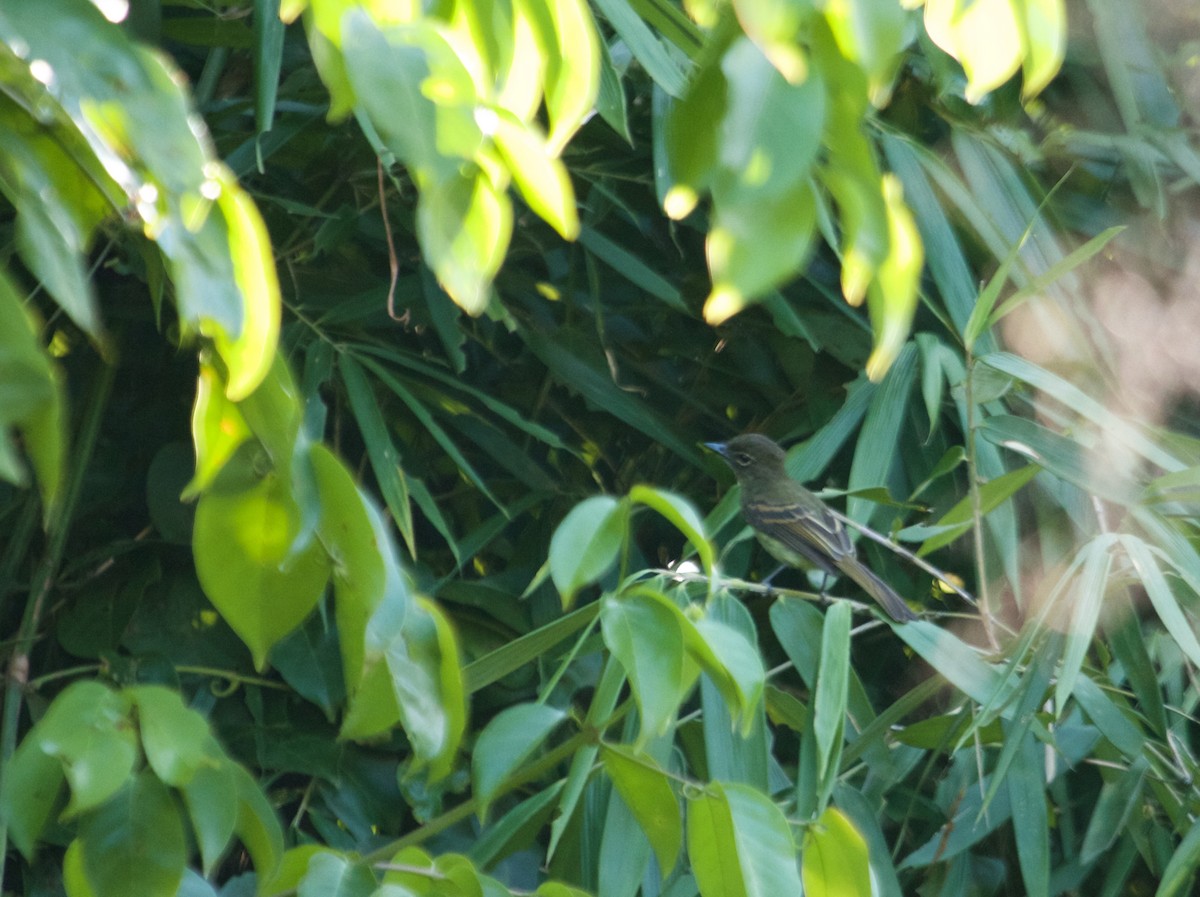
[{"xmin": 704, "ymin": 434, "xmax": 788, "ymax": 485}]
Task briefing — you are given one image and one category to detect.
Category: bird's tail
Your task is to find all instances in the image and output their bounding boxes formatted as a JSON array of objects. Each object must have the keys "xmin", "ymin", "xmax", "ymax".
[{"xmin": 837, "ymin": 557, "xmax": 917, "ymax": 622}]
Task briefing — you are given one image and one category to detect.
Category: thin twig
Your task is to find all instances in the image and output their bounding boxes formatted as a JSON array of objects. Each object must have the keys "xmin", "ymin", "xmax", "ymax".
[
  {"xmin": 828, "ymin": 509, "xmax": 978, "ymax": 606},
  {"xmin": 377, "ymin": 159, "xmax": 404, "ymax": 322}
]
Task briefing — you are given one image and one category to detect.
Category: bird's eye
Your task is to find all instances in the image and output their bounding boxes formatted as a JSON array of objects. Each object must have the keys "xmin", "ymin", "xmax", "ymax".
[{"xmin": 735, "ymin": 452, "xmax": 752, "ymax": 467}]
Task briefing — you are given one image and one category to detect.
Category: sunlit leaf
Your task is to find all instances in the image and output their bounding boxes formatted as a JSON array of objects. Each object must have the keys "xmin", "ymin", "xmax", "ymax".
[
  {"xmin": 193, "ymin": 460, "xmax": 332, "ymax": 670},
  {"xmin": 416, "ymin": 168, "xmax": 512, "ymax": 314},
  {"xmin": 601, "ymin": 744, "xmax": 682, "ymax": 875},
  {"xmin": 538, "ymin": 0, "xmax": 601, "ymax": 152},
  {"xmin": 211, "ymin": 170, "xmax": 281, "ymax": 401},
  {"xmin": 688, "ymin": 782, "xmax": 802, "ymax": 897},
  {"xmin": 801, "ymin": 805, "xmax": 872, "ymax": 897},
  {"xmin": 865, "ymin": 175, "xmax": 923, "ymax": 381},
  {"xmin": 821, "ymin": 0, "xmax": 906, "ymax": 105},
  {"xmin": 490, "ymin": 111, "xmax": 579, "ymax": 239},
  {"xmin": 924, "ymin": 0, "xmax": 1023, "ymax": 103}
]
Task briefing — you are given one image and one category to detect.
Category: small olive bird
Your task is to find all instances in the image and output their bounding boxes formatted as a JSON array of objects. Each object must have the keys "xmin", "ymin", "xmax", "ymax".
[{"xmin": 707, "ymin": 434, "xmax": 916, "ymax": 623}]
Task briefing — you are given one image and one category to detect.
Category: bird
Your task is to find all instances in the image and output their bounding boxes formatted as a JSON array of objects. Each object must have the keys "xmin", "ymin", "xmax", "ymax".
[{"xmin": 706, "ymin": 433, "xmax": 917, "ymax": 622}]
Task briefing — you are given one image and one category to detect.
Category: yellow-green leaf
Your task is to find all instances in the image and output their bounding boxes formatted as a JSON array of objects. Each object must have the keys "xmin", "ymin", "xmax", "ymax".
[
  {"xmin": 210, "ymin": 169, "xmax": 280, "ymax": 401},
  {"xmin": 491, "ymin": 111, "xmax": 579, "ymax": 239},
  {"xmin": 193, "ymin": 465, "xmax": 331, "ymax": 670},
  {"xmin": 801, "ymin": 806, "xmax": 872, "ymax": 897}
]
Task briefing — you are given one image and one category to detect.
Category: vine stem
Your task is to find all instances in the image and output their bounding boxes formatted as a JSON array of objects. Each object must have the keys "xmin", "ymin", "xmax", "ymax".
[{"xmin": 0, "ymin": 361, "xmax": 115, "ymax": 892}]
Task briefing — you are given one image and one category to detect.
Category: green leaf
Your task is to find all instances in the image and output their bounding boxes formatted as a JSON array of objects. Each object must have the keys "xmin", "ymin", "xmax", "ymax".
[
  {"xmin": 698, "ymin": 34, "xmax": 827, "ymax": 322},
  {"xmin": 913, "ymin": 463, "xmax": 1039, "ymax": 555},
  {"xmin": 337, "ymin": 353, "xmax": 415, "ymax": 557},
  {"xmin": 357, "ymin": 355, "xmax": 508, "ymax": 517},
  {"xmin": 0, "ymin": 271, "xmax": 67, "ymax": 512},
  {"xmin": 549, "ymin": 495, "xmax": 628, "ymax": 606},
  {"xmin": 801, "ymin": 806, "xmax": 872, "ymax": 897},
  {"xmin": 473, "ymin": 703, "xmax": 567, "ymax": 817},
  {"xmin": 821, "ymin": 0, "xmax": 905, "ymax": 105},
  {"xmin": 78, "ymin": 773, "xmax": 186, "ymax": 897},
  {"xmin": 1054, "ymin": 535, "xmax": 1116, "ymax": 708},
  {"xmin": 254, "ymin": 0, "xmax": 286, "ymax": 135},
  {"xmin": 663, "ymin": 50, "xmax": 726, "ymax": 218},
  {"xmin": 596, "ymin": 34, "xmax": 631, "ymax": 142},
  {"xmin": 464, "ymin": 604, "xmax": 599, "ymax": 693},
  {"xmin": 986, "ymin": 226, "xmax": 1124, "ymax": 333},
  {"xmin": 129, "ymin": 686, "xmax": 217, "ymax": 787},
  {"xmin": 1123, "ymin": 535, "xmax": 1200, "ymax": 670},
  {"xmin": 893, "ymin": 621, "xmax": 1011, "ymax": 706},
  {"xmin": 231, "ymin": 762, "xmax": 284, "ymax": 884},
  {"xmin": 0, "ymin": 101, "xmax": 104, "ymax": 339},
  {"xmin": 687, "ymin": 782, "xmax": 802, "ymax": 897},
  {"xmin": 417, "ymin": 168, "xmax": 512, "ymax": 315},
  {"xmin": 849, "ymin": 343, "xmax": 915, "ymax": 523},
  {"xmin": 704, "ymin": 179, "xmax": 819, "ymax": 324},
  {"xmin": 1006, "ymin": 732, "xmax": 1049, "ymax": 897},
  {"xmin": 1, "ymin": 731, "xmax": 66, "ymax": 859},
  {"xmin": 177, "ymin": 870, "xmax": 221, "ymax": 897},
  {"xmin": 310, "ymin": 444, "xmax": 410, "ymax": 739},
  {"xmin": 686, "ymin": 616, "xmax": 765, "ymax": 736},
  {"xmin": 979, "ymin": 351, "xmax": 1183, "ymax": 474},
  {"xmin": 521, "ymin": 327, "xmax": 703, "ymax": 465},
  {"xmin": 366, "ymin": 595, "xmax": 466, "ymax": 779},
  {"xmin": 1080, "ymin": 757, "xmax": 1147, "ymax": 865},
  {"xmin": 1071, "ymin": 677, "xmax": 1146, "ymax": 760},
  {"xmin": 601, "ymin": 589, "xmax": 694, "ymax": 739},
  {"xmin": 270, "ymin": 611, "xmax": 345, "ymax": 718},
  {"xmin": 193, "ymin": 464, "xmax": 332, "ymax": 670},
  {"xmin": 536, "ymin": 883, "xmax": 594, "ymax": 897},
  {"xmin": 470, "ymin": 786, "xmax": 562, "ymax": 868},
  {"xmin": 1156, "ymin": 813, "xmax": 1200, "ymax": 897},
  {"xmin": 589, "ymin": 0, "xmax": 687, "ymax": 98},
  {"xmin": 979, "ymin": 414, "xmax": 1137, "ymax": 503},
  {"xmin": 601, "ymin": 744, "xmax": 682, "ymax": 876},
  {"xmin": 813, "ymin": 603, "xmax": 851, "ymax": 796},
  {"xmin": 180, "ymin": 762, "xmax": 239, "ymax": 876},
  {"xmin": 33, "ymin": 682, "xmax": 136, "ymax": 818},
  {"xmin": 578, "ymin": 228, "xmax": 686, "ymax": 312},
  {"xmin": 235, "ymin": 353, "xmax": 305, "ymax": 476},
  {"xmin": 864, "ymin": 176, "xmax": 922, "ymax": 381},
  {"xmin": 259, "ymin": 846, "xmax": 331, "ymax": 897},
  {"xmin": 548, "ymin": 657, "xmax": 625, "ymax": 858},
  {"xmin": 297, "ymin": 851, "xmax": 377, "ymax": 897},
  {"xmin": 894, "ymin": 712, "xmax": 1004, "ymax": 749},
  {"xmin": 340, "ymin": 12, "xmax": 474, "ymax": 177},
  {"xmin": 184, "ymin": 362, "xmax": 251, "ymax": 499},
  {"xmin": 881, "ymin": 135, "xmax": 978, "ymax": 334},
  {"xmin": 1104, "ymin": 591, "xmax": 1169, "ymax": 737}
]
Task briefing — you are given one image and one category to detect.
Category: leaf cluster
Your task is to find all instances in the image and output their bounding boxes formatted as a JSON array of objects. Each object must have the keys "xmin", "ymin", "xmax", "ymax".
[{"xmin": 2, "ymin": 2, "xmax": 1200, "ymax": 897}]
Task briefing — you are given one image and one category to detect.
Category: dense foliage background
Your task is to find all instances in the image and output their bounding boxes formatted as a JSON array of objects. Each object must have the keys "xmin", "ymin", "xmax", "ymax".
[{"xmin": 2, "ymin": 0, "xmax": 1200, "ymax": 896}]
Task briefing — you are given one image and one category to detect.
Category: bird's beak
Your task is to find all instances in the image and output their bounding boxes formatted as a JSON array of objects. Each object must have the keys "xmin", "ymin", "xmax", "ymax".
[{"xmin": 703, "ymin": 441, "xmax": 729, "ymax": 458}]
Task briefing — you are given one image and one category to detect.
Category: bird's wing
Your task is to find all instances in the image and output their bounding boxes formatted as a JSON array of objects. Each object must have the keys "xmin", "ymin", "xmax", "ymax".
[{"xmin": 741, "ymin": 497, "xmax": 855, "ymax": 564}]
